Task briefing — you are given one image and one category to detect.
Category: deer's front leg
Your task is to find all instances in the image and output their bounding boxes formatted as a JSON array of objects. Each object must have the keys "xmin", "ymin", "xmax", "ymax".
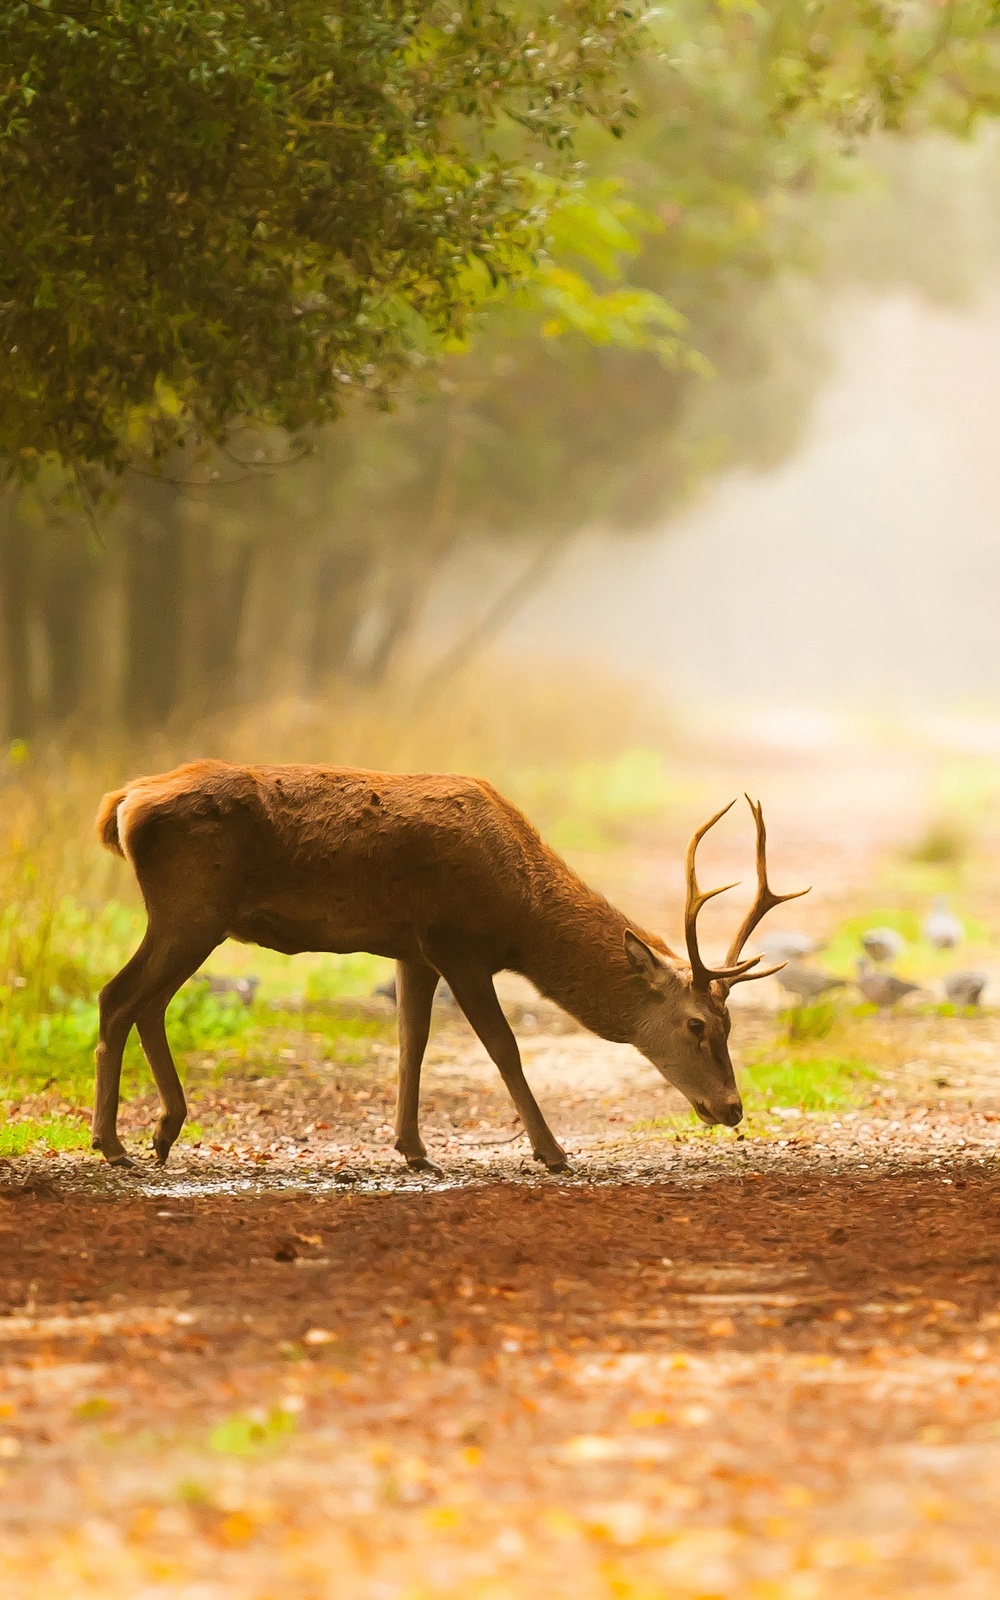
[
  {"xmin": 434, "ymin": 961, "xmax": 569, "ymax": 1173},
  {"xmin": 393, "ymin": 958, "xmax": 441, "ymax": 1173}
]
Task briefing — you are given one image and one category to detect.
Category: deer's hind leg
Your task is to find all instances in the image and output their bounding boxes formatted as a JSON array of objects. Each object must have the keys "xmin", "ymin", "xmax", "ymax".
[
  {"xmin": 393, "ymin": 958, "xmax": 441, "ymax": 1172},
  {"xmin": 93, "ymin": 939, "xmax": 153, "ymax": 1165},
  {"xmin": 93, "ymin": 922, "xmax": 220, "ymax": 1167},
  {"xmin": 136, "ymin": 984, "xmax": 197, "ymax": 1167}
]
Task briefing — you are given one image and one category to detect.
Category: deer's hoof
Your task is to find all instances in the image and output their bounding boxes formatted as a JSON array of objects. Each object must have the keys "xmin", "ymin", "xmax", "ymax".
[
  {"xmin": 406, "ymin": 1156, "xmax": 443, "ymax": 1177},
  {"xmin": 92, "ymin": 1135, "xmax": 131, "ymax": 1166},
  {"xmin": 535, "ymin": 1151, "xmax": 571, "ymax": 1174}
]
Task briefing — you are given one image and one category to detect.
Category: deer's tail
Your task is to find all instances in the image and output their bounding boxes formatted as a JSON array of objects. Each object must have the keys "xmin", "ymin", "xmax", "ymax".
[{"xmin": 95, "ymin": 787, "xmax": 129, "ymax": 858}]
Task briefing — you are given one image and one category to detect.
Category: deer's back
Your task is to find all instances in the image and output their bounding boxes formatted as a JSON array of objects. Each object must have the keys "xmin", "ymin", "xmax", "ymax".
[{"xmin": 117, "ymin": 759, "xmax": 553, "ymax": 962}]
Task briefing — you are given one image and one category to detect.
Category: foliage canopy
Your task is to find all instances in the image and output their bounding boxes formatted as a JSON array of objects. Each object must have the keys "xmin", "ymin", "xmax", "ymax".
[{"xmin": 0, "ymin": 0, "xmax": 640, "ymax": 474}]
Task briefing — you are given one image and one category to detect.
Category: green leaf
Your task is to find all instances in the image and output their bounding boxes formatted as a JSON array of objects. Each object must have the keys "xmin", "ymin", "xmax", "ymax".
[{"xmin": 209, "ymin": 1407, "xmax": 297, "ymax": 1456}]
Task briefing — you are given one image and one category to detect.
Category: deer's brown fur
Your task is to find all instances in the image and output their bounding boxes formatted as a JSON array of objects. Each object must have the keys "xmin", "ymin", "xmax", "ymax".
[{"xmin": 92, "ymin": 760, "xmax": 799, "ymax": 1171}]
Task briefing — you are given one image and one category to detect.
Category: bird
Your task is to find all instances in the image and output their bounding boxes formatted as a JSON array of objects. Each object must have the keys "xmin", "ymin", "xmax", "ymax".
[
  {"xmin": 923, "ymin": 897, "xmax": 963, "ymax": 950},
  {"xmin": 204, "ymin": 974, "xmax": 260, "ymax": 1007},
  {"xmin": 860, "ymin": 927, "xmax": 905, "ymax": 964},
  {"xmin": 756, "ymin": 931, "xmax": 824, "ymax": 963},
  {"xmin": 776, "ymin": 962, "xmax": 847, "ymax": 1004},
  {"xmin": 943, "ymin": 970, "xmax": 988, "ymax": 1008},
  {"xmin": 855, "ymin": 960, "xmax": 920, "ymax": 1008}
]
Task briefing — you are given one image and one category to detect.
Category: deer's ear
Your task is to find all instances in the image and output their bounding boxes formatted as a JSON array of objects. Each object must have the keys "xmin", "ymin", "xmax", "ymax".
[{"xmin": 624, "ymin": 932, "xmax": 683, "ymax": 1000}]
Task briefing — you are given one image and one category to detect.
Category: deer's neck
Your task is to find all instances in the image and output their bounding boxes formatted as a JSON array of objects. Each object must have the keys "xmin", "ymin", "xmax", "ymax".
[{"xmin": 515, "ymin": 871, "xmax": 674, "ymax": 1044}]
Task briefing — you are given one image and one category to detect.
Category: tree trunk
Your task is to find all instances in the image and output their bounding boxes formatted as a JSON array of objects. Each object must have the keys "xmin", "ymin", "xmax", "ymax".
[
  {"xmin": 355, "ymin": 566, "xmax": 429, "ymax": 687},
  {"xmin": 354, "ymin": 410, "xmax": 468, "ymax": 686},
  {"xmin": 37, "ymin": 534, "xmax": 91, "ymax": 723},
  {"xmin": 204, "ymin": 537, "xmax": 255, "ymax": 708},
  {"xmin": 0, "ymin": 514, "xmax": 34, "ymax": 740},
  {"xmin": 307, "ymin": 541, "xmax": 375, "ymax": 690},
  {"xmin": 414, "ymin": 532, "xmax": 571, "ymax": 708},
  {"xmin": 123, "ymin": 483, "xmax": 187, "ymax": 731}
]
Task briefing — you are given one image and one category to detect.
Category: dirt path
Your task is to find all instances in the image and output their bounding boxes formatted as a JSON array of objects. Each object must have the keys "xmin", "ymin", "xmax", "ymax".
[{"xmin": 5, "ymin": 1004, "xmax": 1000, "ymax": 1600}]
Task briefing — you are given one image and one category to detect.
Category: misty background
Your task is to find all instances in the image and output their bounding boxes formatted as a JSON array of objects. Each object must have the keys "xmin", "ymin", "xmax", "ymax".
[
  {"xmin": 495, "ymin": 290, "xmax": 1000, "ymax": 715},
  {"xmin": 8, "ymin": 125, "xmax": 1000, "ymax": 742}
]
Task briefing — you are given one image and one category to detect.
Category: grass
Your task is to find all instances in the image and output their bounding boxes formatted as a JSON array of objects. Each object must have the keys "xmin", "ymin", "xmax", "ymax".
[
  {"xmin": 510, "ymin": 747, "xmax": 689, "ymax": 852},
  {"xmin": 303, "ymin": 954, "xmax": 391, "ymax": 1005},
  {"xmin": 908, "ymin": 817, "xmax": 969, "ymax": 867},
  {"xmin": 635, "ymin": 1048, "xmax": 876, "ymax": 1140},
  {"xmin": 0, "ymin": 1113, "xmax": 91, "ymax": 1157},
  {"xmin": 738, "ymin": 1002, "xmax": 879, "ymax": 1116},
  {"xmin": 740, "ymin": 1052, "xmax": 876, "ymax": 1113}
]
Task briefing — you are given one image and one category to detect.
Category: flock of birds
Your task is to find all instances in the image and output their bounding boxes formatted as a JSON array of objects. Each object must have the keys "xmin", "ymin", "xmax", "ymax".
[{"xmin": 758, "ymin": 897, "xmax": 988, "ymax": 1011}]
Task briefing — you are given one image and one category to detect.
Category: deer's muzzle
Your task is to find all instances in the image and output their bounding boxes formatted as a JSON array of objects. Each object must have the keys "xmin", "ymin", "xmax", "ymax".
[{"xmin": 694, "ymin": 1094, "xmax": 743, "ymax": 1128}]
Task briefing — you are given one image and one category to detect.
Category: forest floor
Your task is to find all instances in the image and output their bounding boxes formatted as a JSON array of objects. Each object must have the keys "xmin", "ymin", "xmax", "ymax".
[{"xmin": 6, "ymin": 721, "xmax": 1000, "ymax": 1598}]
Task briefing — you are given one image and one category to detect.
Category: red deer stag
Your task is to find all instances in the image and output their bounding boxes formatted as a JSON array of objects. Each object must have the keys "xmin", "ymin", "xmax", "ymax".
[{"xmin": 92, "ymin": 763, "xmax": 805, "ymax": 1170}]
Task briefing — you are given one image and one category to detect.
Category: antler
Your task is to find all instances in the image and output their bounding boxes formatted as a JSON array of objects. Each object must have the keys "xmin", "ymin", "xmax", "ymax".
[
  {"xmin": 720, "ymin": 796, "xmax": 810, "ymax": 989},
  {"xmin": 684, "ymin": 800, "xmax": 765, "ymax": 991}
]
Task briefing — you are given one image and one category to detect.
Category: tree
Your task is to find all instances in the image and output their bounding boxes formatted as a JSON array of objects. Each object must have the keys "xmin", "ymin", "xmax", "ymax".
[
  {"xmin": 222, "ymin": 0, "xmax": 1000, "ymax": 694},
  {"xmin": 0, "ymin": 0, "xmax": 642, "ymax": 477},
  {"xmin": 5, "ymin": 1, "xmax": 1000, "ymax": 736}
]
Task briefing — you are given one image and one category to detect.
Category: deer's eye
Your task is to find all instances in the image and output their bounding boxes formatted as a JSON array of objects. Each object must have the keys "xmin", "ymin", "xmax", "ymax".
[{"xmin": 687, "ymin": 1017, "xmax": 705, "ymax": 1039}]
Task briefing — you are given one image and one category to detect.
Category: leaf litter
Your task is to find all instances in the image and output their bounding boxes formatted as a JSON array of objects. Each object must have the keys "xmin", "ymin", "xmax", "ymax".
[{"xmin": 3, "ymin": 1004, "xmax": 1000, "ymax": 1598}]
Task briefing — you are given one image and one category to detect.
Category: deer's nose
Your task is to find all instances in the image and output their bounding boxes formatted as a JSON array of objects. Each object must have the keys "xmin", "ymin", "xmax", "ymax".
[{"xmin": 694, "ymin": 1095, "xmax": 743, "ymax": 1128}]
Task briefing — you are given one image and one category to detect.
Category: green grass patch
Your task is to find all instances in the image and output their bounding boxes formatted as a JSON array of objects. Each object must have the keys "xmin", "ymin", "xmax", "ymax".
[
  {"xmin": 303, "ymin": 954, "xmax": 391, "ymax": 1004},
  {"xmin": 0, "ymin": 888, "xmax": 394, "ymax": 1103},
  {"xmin": 0, "ymin": 1113, "xmax": 91, "ymax": 1156},
  {"xmin": 740, "ymin": 1053, "xmax": 876, "ymax": 1113},
  {"xmin": 779, "ymin": 1002, "xmax": 842, "ymax": 1042},
  {"xmin": 290, "ymin": 1009, "xmax": 392, "ymax": 1045},
  {"xmin": 908, "ymin": 816, "xmax": 969, "ymax": 867},
  {"xmin": 633, "ymin": 1050, "xmax": 875, "ymax": 1138},
  {"xmin": 510, "ymin": 747, "xmax": 686, "ymax": 853},
  {"xmin": 162, "ymin": 985, "xmax": 254, "ymax": 1054},
  {"xmin": 631, "ymin": 1114, "xmax": 736, "ymax": 1140},
  {"xmin": 1, "ymin": 980, "xmax": 256, "ymax": 1101}
]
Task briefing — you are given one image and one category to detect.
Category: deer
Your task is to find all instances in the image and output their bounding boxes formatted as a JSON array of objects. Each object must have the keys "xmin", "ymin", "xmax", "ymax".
[{"xmin": 91, "ymin": 761, "xmax": 806, "ymax": 1171}]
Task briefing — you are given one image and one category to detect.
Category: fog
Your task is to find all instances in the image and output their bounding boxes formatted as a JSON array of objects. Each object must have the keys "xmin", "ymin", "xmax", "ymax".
[{"xmin": 489, "ymin": 290, "xmax": 1000, "ymax": 716}]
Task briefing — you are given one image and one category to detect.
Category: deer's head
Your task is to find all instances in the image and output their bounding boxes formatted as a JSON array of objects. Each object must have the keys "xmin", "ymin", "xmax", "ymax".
[{"xmin": 625, "ymin": 797, "xmax": 807, "ymax": 1128}]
